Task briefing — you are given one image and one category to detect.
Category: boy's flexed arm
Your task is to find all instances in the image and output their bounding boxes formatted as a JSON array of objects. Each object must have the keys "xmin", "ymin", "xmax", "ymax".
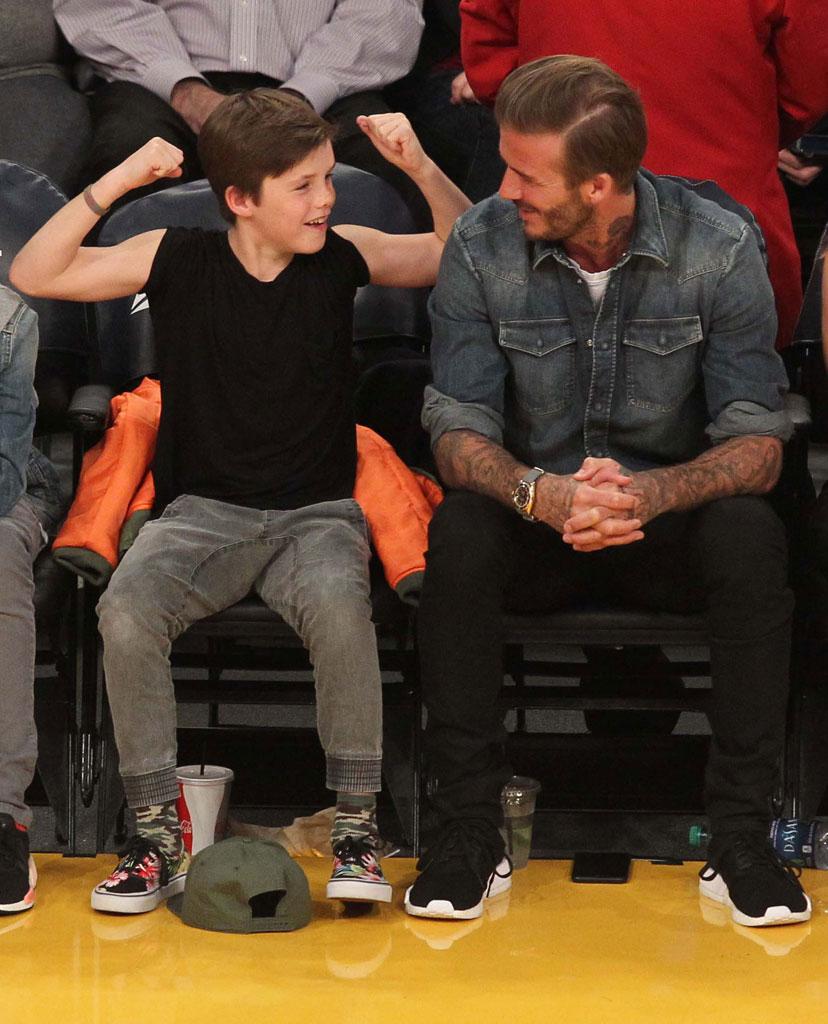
[
  {"xmin": 333, "ymin": 113, "xmax": 472, "ymax": 288},
  {"xmin": 10, "ymin": 138, "xmax": 184, "ymax": 302}
]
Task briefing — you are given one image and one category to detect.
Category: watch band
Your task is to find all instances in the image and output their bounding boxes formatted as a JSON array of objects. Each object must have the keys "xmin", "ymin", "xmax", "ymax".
[{"xmin": 513, "ymin": 467, "xmax": 545, "ymax": 521}]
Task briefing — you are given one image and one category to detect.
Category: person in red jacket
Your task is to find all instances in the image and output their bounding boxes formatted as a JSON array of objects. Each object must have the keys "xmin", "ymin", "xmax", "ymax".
[{"xmin": 459, "ymin": 0, "xmax": 828, "ymax": 348}]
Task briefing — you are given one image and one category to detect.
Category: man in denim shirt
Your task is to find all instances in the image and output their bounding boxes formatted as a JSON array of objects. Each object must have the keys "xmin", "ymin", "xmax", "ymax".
[
  {"xmin": 0, "ymin": 285, "xmax": 64, "ymax": 914},
  {"xmin": 406, "ymin": 57, "xmax": 809, "ymax": 928}
]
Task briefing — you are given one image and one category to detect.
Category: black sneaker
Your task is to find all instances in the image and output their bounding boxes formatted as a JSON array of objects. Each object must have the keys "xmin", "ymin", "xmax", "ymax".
[
  {"xmin": 91, "ymin": 835, "xmax": 188, "ymax": 914},
  {"xmin": 404, "ymin": 819, "xmax": 512, "ymax": 920},
  {"xmin": 699, "ymin": 831, "xmax": 811, "ymax": 927},
  {"xmin": 0, "ymin": 814, "xmax": 36, "ymax": 914}
]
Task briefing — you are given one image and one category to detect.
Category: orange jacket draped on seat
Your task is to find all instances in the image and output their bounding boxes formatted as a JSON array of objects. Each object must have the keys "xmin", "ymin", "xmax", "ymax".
[{"xmin": 53, "ymin": 378, "xmax": 442, "ymax": 604}]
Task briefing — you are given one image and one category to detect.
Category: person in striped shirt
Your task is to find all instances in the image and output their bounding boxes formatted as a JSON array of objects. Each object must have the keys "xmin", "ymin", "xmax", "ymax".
[{"xmin": 54, "ymin": 0, "xmax": 430, "ymax": 219}]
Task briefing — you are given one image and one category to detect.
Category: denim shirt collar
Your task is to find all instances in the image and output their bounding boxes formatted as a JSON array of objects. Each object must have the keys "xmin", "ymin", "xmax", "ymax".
[{"xmin": 530, "ymin": 170, "xmax": 670, "ymax": 272}]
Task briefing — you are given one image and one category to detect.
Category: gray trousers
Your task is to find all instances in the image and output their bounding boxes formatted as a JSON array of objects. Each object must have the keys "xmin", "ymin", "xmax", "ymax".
[
  {"xmin": 96, "ymin": 495, "xmax": 383, "ymax": 808},
  {"xmin": 0, "ymin": 497, "xmax": 46, "ymax": 827}
]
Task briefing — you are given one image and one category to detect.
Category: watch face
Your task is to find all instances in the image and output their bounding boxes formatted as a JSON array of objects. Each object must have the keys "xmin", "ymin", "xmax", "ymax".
[{"xmin": 514, "ymin": 480, "xmax": 532, "ymax": 510}]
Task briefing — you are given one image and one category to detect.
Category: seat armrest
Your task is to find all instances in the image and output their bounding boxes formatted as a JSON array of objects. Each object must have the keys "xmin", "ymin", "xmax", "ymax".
[{"xmin": 67, "ymin": 384, "xmax": 113, "ymax": 432}]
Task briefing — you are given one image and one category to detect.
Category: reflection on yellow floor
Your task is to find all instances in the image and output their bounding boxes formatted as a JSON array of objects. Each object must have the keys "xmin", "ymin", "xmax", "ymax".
[{"xmin": 3, "ymin": 856, "xmax": 828, "ymax": 1023}]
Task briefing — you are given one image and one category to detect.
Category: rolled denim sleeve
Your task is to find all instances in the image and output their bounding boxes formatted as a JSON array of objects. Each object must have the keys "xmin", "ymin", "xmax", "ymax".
[
  {"xmin": 422, "ymin": 385, "xmax": 505, "ymax": 447},
  {"xmin": 706, "ymin": 400, "xmax": 793, "ymax": 443},
  {"xmin": 0, "ymin": 289, "xmax": 38, "ymax": 520},
  {"xmin": 703, "ymin": 224, "xmax": 793, "ymax": 444},
  {"xmin": 423, "ymin": 223, "xmax": 509, "ymax": 448}
]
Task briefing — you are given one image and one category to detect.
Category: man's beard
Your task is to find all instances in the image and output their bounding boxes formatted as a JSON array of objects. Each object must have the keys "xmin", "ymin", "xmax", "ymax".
[{"xmin": 517, "ymin": 191, "xmax": 594, "ymax": 242}]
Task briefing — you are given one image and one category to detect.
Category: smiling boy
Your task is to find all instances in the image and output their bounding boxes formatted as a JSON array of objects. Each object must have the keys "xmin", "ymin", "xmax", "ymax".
[{"xmin": 12, "ymin": 89, "xmax": 470, "ymax": 914}]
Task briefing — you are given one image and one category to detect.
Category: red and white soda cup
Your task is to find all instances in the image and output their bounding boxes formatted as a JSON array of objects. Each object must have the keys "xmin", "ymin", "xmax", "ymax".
[{"xmin": 176, "ymin": 765, "xmax": 234, "ymax": 856}]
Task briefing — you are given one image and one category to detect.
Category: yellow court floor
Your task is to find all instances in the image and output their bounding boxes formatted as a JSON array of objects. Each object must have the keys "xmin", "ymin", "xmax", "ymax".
[{"xmin": 3, "ymin": 855, "xmax": 828, "ymax": 1024}]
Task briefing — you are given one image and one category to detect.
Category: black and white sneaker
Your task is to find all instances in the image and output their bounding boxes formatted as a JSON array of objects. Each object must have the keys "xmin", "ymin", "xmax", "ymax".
[
  {"xmin": 699, "ymin": 831, "xmax": 811, "ymax": 927},
  {"xmin": 404, "ymin": 819, "xmax": 512, "ymax": 920},
  {"xmin": 0, "ymin": 814, "xmax": 36, "ymax": 914},
  {"xmin": 91, "ymin": 835, "xmax": 188, "ymax": 914}
]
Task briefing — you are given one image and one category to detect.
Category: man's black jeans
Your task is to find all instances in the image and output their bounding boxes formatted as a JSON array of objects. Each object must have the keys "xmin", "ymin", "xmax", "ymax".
[{"xmin": 417, "ymin": 490, "xmax": 794, "ymax": 839}]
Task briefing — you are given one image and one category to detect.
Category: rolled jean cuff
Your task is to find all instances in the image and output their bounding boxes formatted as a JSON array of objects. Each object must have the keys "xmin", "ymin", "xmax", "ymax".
[
  {"xmin": 326, "ymin": 755, "xmax": 382, "ymax": 793},
  {"xmin": 122, "ymin": 765, "xmax": 179, "ymax": 808}
]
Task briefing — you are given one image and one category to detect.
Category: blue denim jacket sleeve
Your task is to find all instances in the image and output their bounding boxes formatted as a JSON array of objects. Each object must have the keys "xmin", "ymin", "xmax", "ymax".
[
  {"xmin": 0, "ymin": 286, "xmax": 38, "ymax": 520},
  {"xmin": 421, "ymin": 225, "xmax": 507, "ymax": 448},
  {"xmin": 703, "ymin": 225, "xmax": 793, "ymax": 444}
]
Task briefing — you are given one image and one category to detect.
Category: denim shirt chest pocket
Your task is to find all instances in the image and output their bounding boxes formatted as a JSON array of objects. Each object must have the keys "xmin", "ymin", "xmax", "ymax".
[
  {"xmin": 622, "ymin": 316, "xmax": 703, "ymax": 413},
  {"xmin": 498, "ymin": 318, "xmax": 577, "ymax": 415}
]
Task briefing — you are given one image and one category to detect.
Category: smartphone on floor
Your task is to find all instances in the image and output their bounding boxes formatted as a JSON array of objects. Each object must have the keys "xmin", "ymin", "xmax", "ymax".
[{"xmin": 571, "ymin": 851, "xmax": 631, "ymax": 884}]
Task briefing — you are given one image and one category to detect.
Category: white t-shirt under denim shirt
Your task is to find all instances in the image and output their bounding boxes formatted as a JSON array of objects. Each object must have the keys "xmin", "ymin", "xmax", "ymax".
[{"xmin": 572, "ymin": 263, "xmax": 613, "ymax": 309}]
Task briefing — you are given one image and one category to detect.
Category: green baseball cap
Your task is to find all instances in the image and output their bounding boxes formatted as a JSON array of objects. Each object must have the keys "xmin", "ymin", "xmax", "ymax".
[{"xmin": 167, "ymin": 837, "xmax": 312, "ymax": 933}]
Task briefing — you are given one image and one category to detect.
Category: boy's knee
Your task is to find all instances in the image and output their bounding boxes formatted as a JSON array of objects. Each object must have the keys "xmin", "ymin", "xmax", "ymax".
[
  {"xmin": 97, "ymin": 577, "xmax": 162, "ymax": 641},
  {"xmin": 304, "ymin": 574, "xmax": 373, "ymax": 627}
]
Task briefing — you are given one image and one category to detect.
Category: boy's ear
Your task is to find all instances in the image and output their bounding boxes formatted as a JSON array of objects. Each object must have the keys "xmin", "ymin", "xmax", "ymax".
[{"xmin": 225, "ymin": 185, "xmax": 256, "ymax": 219}]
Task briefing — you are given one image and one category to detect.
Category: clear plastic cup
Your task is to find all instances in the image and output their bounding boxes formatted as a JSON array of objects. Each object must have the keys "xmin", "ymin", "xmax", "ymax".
[{"xmin": 501, "ymin": 776, "xmax": 541, "ymax": 870}]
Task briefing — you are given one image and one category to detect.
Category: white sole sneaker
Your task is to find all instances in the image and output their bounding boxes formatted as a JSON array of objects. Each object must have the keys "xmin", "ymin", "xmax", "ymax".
[
  {"xmin": 0, "ymin": 855, "xmax": 36, "ymax": 914},
  {"xmin": 699, "ymin": 864, "xmax": 812, "ymax": 927},
  {"xmin": 91, "ymin": 868, "xmax": 187, "ymax": 915},
  {"xmin": 326, "ymin": 877, "xmax": 393, "ymax": 903},
  {"xmin": 404, "ymin": 856, "xmax": 513, "ymax": 920}
]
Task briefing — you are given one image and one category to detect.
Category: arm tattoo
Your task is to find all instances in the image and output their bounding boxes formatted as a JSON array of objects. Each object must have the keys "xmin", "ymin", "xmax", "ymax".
[
  {"xmin": 629, "ymin": 436, "xmax": 783, "ymax": 523},
  {"xmin": 434, "ymin": 430, "xmax": 528, "ymax": 503},
  {"xmin": 433, "ymin": 429, "xmax": 576, "ymax": 530}
]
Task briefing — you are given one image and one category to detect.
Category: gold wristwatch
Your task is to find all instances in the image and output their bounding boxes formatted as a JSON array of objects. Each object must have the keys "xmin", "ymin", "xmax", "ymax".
[{"xmin": 512, "ymin": 467, "xmax": 545, "ymax": 521}]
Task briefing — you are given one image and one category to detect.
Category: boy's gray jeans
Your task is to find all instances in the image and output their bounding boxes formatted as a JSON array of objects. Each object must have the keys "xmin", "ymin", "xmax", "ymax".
[
  {"xmin": 96, "ymin": 494, "xmax": 383, "ymax": 808},
  {"xmin": 0, "ymin": 497, "xmax": 46, "ymax": 827}
]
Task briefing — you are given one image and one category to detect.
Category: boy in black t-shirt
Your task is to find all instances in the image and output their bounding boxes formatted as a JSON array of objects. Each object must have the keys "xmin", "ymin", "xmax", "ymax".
[{"xmin": 12, "ymin": 89, "xmax": 471, "ymax": 914}]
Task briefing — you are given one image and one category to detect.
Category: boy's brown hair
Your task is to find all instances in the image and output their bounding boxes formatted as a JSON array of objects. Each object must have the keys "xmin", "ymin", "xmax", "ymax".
[
  {"xmin": 198, "ymin": 89, "xmax": 335, "ymax": 223},
  {"xmin": 494, "ymin": 55, "xmax": 647, "ymax": 193}
]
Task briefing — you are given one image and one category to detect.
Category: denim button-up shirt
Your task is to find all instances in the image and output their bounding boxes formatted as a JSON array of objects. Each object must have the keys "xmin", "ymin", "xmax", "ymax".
[
  {"xmin": 423, "ymin": 171, "xmax": 792, "ymax": 474},
  {"xmin": 0, "ymin": 285, "xmax": 63, "ymax": 533}
]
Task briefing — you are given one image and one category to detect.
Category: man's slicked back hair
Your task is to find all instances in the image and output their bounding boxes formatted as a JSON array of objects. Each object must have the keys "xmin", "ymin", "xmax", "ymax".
[
  {"xmin": 494, "ymin": 56, "xmax": 647, "ymax": 193},
  {"xmin": 198, "ymin": 88, "xmax": 335, "ymax": 223}
]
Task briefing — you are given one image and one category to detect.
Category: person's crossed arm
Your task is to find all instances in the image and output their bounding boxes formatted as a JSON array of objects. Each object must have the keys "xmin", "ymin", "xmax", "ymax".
[
  {"xmin": 433, "ymin": 436, "xmax": 643, "ymax": 549},
  {"xmin": 562, "ymin": 441, "xmax": 782, "ymax": 552},
  {"xmin": 435, "ymin": 429, "xmax": 782, "ymax": 555}
]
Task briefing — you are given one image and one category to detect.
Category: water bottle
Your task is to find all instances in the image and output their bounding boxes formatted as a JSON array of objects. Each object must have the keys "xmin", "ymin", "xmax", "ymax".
[
  {"xmin": 689, "ymin": 819, "xmax": 828, "ymax": 868},
  {"xmin": 770, "ymin": 820, "xmax": 828, "ymax": 868}
]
